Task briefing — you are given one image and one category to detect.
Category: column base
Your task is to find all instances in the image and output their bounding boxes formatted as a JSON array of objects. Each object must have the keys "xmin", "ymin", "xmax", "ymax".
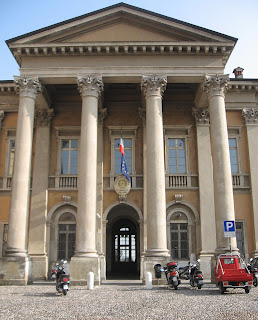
[
  {"xmin": 141, "ymin": 254, "xmax": 170, "ymax": 285},
  {"xmin": 30, "ymin": 254, "xmax": 48, "ymax": 280},
  {"xmin": 99, "ymin": 253, "xmax": 106, "ymax": 281},
  {"xmin": 70, "ymin": 256, "xmax": 100, "ymax": 286},
  {"xmin": 199, "ymin": 251, "xmax": 216, "ymax": 283},
  {"xmin": 0, "ymin": 255, "xmax": 32, "ymax": 285}
]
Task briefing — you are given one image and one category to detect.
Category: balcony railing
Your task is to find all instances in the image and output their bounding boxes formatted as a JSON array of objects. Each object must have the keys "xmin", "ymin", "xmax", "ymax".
[
  {"xmin": 166, "ymin": 174, "xmax": 198, "ymax": 189},
  {"xmin": 103, "ymin": 174, "xmax": 143, "ymax": 190},
  {"xmin": 0, "ymin": 173, "xmax": 251, "ymax": 191}
]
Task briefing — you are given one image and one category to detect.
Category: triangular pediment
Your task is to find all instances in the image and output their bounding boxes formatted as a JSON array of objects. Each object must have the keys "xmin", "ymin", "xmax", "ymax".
[{"xmin": 7, "ymin": 3, "xmax": 237, "ymax": 46}]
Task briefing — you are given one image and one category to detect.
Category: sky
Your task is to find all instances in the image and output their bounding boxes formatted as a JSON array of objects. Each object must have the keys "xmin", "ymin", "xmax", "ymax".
[{"xmin": 0, "ymin": 0, "xmax": 258, "ymax": 80}]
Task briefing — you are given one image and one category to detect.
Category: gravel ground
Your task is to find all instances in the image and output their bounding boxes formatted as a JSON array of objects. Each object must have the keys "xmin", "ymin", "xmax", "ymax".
[{"xmin": 0, "ymin": 280, "xmax": 257, "ymax": 320}]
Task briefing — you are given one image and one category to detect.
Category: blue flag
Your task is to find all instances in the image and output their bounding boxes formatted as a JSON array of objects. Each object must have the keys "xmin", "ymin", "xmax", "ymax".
[{"xmin": 121, "ymin": 153, "xmax": 131, "ymax": 182}]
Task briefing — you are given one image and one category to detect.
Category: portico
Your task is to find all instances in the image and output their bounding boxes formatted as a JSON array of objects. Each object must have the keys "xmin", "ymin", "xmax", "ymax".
[{"xmin": 1, "ymin": 3, "xmax": 257, "ymax": 286}]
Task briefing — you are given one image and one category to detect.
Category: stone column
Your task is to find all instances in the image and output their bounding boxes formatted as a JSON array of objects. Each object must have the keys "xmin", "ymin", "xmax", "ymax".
[
  {"xmin": 139, "ymin": 107, "xmax": 147, "ymax": 255},
  {"xmin": 28, "ymin": 108, "xmax": 53, "ymax": 280},
  {"xmin": 193, "ymin": 108, "xmax": 216, "ymax": 279},
  {"xmin": 141, "ymin": 75, "xmax": 169, "ymax": 283},
  {"xmin": 70, "ymin": 75, "xmax": 103, "ymax": 285},
  {"xmin": 0, "ymin": 111, "xmax": 4, "ymax": 130},
  {"xmin": 204, "ymin": 74, "xmax": 237, "ymax": 253},
  {"xmin": 242, "ymin": 108, "xmax": 258, "ymax": 256},
  {"xmin": 0, "ymin": 77, "xmax": 41, "ymax": 285},
  {"xmin": 97, "ymin": 108, "xmax": 107, "ymax": 280}
]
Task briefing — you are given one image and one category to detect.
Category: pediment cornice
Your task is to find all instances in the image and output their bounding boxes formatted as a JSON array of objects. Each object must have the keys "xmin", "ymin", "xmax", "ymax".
[
  {"xmin": 6, "ymin": 3, "xmax": 237, "ymax": 67},
  {"xmin": 9, "ymin": 41, "xmax": 234, "ymax": 67}
]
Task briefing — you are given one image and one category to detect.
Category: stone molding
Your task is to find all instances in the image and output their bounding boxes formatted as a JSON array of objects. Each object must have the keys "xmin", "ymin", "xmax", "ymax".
[
  {"xmin": 35, "ymin": 108, "xmax": 54, "ymax": 127},
  {"xmin": 14, "ymin": 76, "xmax": 42, "ymax": 99},
  {"xmin": 138, "ymin": 107, "xmax": 146, "ymax": 126},
  {"xmin": 242, "ymin": 108, "xmax": 258, "ymax": 125},
  {"xmin": 192, "ymin": 108, "xmax": 210, "ymax": 125},
  {"xmin": 98, "ymin": 108, "xmax": 108, "ymax": 125},
  {"xmin": 77, "ymin": 75, "xmax": 103, "ymax": 98},
  {"xmin": 141, "ymin": 75, "xmax": 167, "ymax": 98},
  {"xmin": 203, "ymin": 74, "xmax": 229, "ymax": 98}
]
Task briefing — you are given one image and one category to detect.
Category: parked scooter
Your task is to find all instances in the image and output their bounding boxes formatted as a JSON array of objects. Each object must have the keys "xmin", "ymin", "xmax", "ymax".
[
  {"xmin": 164, "ymin": 261, "xmax": 180, "ymax": 290},
  {"xmin": 189, "ymin": 259, "xmax": 204, "ymax": 289},
  {"xmin": 52, "ymin": 260, "xmax": 70, "ymax": 295},
  {"xmin": 247, "ymin": 258, "xmax": 258, "ymax": 287},
  {"xmin": 178, "ymin": 263, "xmax": 190, "ymax": 280}
]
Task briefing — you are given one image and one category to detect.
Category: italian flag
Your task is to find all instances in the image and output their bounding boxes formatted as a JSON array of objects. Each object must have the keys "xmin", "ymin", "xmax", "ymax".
[{"xmin": 119, "ymin": 135, "xmax": 125, "ymax": 156}]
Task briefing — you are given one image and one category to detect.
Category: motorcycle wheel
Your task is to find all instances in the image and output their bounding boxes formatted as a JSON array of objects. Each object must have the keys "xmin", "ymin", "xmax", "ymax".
[
  {"xmin": 244, "ymin": 287, "xmax": 250, "ymax": 294},
  {"xmin": 253, "ymin": 277, "xmax": 258, "ymax": 287},
  {"xmin": 197, "ymin": 284, "xmax": 202, "ymax": 289},
  {"xmin": 173, "ymin": 284, "xmax": 178, "ymax": 290},
  {"xmin": 219, "ymin": 283, "xmax": 225, "ymax": 294},
  {"xmin": 62, "ymin": 289, "xmax": 68, "ymax": 295}
]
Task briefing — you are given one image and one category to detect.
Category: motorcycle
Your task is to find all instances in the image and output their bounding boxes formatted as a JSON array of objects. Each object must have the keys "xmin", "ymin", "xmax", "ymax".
[
  {"xmin": 189, "ymin": 259, "xmax": 204, "ymax": 289},
  {"xmin": 52, "ymin": 260, "xmax": 70, "ymax": 295},
  {"xmin": 178, "ymin": 263, "xmax": 190, "ymax": 280},
  {"xmin": 164, "ymin": 261, "xmax": 180, "ymax": 290},
  {"xmin": 247, "ymin": 258, "xmax": 258, "ymax": 287}
]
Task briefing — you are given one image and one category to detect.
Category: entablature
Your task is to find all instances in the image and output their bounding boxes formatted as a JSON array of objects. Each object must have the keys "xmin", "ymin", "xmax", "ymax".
[{"xmin": 9, "ymin": 41, "xmax": 234, "ymax": 66}]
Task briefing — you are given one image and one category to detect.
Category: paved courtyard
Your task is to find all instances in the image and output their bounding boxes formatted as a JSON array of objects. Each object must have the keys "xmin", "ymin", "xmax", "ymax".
[{"xmin": 0, "ymin": 280, "xmax": 257, "ymax": 319}]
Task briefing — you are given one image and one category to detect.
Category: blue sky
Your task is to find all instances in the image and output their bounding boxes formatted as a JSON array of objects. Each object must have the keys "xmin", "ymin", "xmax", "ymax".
[{"xmin": 1, "ymin": 0, "xmax": 258, "ymax": 80}]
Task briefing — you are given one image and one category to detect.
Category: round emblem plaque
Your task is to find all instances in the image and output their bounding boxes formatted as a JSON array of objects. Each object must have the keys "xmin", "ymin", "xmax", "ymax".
[{"xmin": 114, "ymin": 175, "xmax": 131, "ymax": 196}]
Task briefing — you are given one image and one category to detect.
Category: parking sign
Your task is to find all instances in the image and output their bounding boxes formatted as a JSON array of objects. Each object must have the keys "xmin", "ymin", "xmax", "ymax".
[{"xmin": 224, "ymin": 220, "xmax": 236, "ymax": 237}]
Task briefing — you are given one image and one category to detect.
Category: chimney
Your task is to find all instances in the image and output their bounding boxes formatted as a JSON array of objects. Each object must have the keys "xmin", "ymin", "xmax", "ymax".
[{"xmin": 233, "ymin": 67, "xmax": 244, "ymax": 79}]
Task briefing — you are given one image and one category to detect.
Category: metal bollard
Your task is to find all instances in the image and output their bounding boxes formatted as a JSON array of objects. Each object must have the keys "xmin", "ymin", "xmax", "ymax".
[
  {"xmin": 145, "ymin": 272, "xmax": 152, "ymax": 289},
  {"xmin": 87, "ymin": 272, "xmax": 94, "ymax": 290}
]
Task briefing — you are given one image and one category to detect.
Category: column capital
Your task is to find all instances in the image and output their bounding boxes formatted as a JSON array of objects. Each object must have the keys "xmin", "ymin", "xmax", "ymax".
[
  {"xmin": 141, "ymin": 74, "xmax": 167, "ymax": 98},
  {"xmin": 192, "ymin": 108, "xmax": 210, "ymax": 126},
  {"xmin": 138, "ymin": 107, "xmax": 146, "ymax": 126},
  {"xmin": 242, "ymin": 108, "xmax": 258, "ymax": 125},
  {"xmin": 98, "ymin": 108, "xmax": 108, "ymax": 125},
  {"xmin": 203, "ymin": 74, "xmax": 229, "ymax": 99},
  {"xmin": 0, "ymin": 111, "xmax": 4, "ymax": 130},
  {"xmin": 14, "ymin": 76, "xmax": 42, "ymax": 99},
  {"xmin": 77, "ymin": 74, "xmax": 103, "ymax": 98},
  {"xmin": 35, "ymin": 108, "xmax": 54, "ymax": 127}
]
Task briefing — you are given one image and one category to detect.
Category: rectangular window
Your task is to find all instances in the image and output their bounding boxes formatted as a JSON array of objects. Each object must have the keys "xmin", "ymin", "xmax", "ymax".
[
  {"xmin": 114, "ymin": 138, "xmax": 132, "ymax": 174},
  {"xmin": 229, "ymin": 138, "xmax": 239, "ymax": 173},
  {"xmin": 61, "ymin": 139, "xmax": 78, "ymax": 174},
  {"xmin": 7, "ymin": 140, "xmax": 15, "ymax": 176},
  {"xmin": 168, "ymin": 138, "xmax": 186, "ymax": 174},
  {"xmin": 236, "ymin": 221, "xmax": 245, "ymax": 257},
  {"xmin": 170, "ymin": 223, "xmax": 188, "ymax": 259}
]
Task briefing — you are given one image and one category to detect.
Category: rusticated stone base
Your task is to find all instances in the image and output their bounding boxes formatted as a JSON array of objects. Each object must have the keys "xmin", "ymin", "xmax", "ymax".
[
  {"xmin": 0, "ymin": 255, "xmax": 32, "ymax": 285},
  {"xmin": 141, "ymin": 255, "xmax": 170, "ymax": 285},
  {"xmin": 30, "ymin": 254, "xmax": 48, "ymax": 280},
  {"xmin": 70, "ymin": 256, "xmax": 100, "ymax": 286}
]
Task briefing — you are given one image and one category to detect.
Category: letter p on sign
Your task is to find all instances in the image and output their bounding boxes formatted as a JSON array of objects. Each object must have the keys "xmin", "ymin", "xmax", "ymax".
[{"xmin": 224, "ymin": 220, "xmax": 236, "ymax": 237}]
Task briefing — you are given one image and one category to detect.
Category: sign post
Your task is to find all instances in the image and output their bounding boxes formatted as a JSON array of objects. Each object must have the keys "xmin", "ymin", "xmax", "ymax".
[{"xmin": 224, "ymin": 220, "xmax": 236, "ymax": 253}]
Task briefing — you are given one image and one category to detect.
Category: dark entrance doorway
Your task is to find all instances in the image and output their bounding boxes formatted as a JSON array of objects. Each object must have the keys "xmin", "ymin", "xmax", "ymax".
[{"xmin": 112, "ymin": 219, "xmax": 137, "ymax": 276}]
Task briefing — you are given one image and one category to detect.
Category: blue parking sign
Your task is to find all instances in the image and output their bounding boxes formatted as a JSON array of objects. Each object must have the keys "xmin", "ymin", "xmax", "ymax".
[{"xmin": 224, "ymin": 220, "xmax": 236, "ymax": 237}]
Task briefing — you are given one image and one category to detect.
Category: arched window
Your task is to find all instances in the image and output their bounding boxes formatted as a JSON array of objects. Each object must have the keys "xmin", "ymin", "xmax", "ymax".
[{"xmin": 58, "ymin": 212, "xmax": 76, "ymax": 260}]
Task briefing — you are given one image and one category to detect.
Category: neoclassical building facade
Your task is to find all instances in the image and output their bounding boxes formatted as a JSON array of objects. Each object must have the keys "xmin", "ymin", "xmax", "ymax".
[{"xmin": 0, "ymin": 3, "xmax": 258, "ymax": 285}]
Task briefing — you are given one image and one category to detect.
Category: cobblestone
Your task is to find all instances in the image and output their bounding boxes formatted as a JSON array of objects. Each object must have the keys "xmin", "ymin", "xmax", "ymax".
[{"xmin": 0, "ymin": 281, "xmax": 257, "ymax": 319}]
